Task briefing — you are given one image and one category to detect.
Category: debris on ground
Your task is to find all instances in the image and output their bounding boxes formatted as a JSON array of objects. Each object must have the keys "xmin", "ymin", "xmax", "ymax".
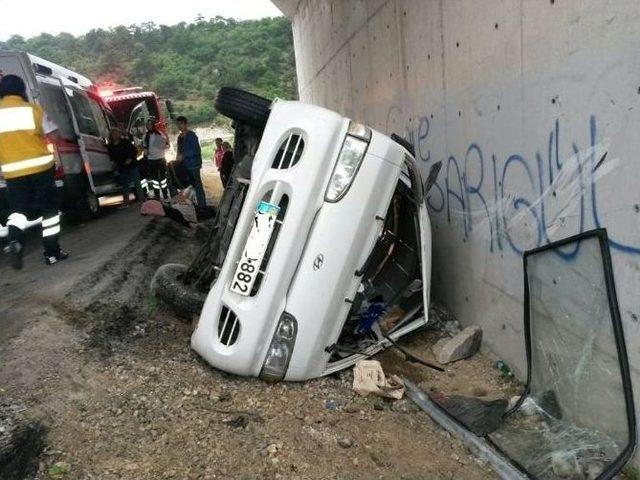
[
  {"xmin": 429, "ymin": 393, "xmax": 507, "ymax": 436},
  {"xmin": 433, "ymin": 326, "xmax": 483, "ymax": 364},
  {"xmin": 352, "ymin": 360, "xmax": 405, "ymax": 400},
  {"xmin": 1, "ymin": 219, "xmax": 507, "ymax": 479}
]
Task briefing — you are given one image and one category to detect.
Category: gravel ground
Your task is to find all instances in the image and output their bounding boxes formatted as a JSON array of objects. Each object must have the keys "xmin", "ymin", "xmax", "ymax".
[{"xmin": 0, "ymin": 176, "xmax": 514, "ymax": 480}]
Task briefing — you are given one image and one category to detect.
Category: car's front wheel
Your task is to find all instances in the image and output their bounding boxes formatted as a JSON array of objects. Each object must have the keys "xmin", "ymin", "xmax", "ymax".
[{"xmin": 151, "ymin": 263, "xmax": 207, "ymax": 318}]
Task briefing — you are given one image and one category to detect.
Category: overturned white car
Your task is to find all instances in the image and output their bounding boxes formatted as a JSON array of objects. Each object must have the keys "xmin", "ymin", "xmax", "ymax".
[{"xmin": 154, "ymin": 88, "xmax": 441, "ymax": 381}]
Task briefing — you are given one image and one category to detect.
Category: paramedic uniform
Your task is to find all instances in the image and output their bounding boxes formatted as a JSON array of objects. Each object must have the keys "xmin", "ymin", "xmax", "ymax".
[{"xmin": 0, "ymin": 94, "xmax": 63, "ymax": 260}]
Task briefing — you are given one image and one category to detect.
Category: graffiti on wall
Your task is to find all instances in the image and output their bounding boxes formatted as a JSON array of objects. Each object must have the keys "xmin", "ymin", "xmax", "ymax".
[{"xmin": 397, "ymin": 112, "xmax": 640, "ymax": 257}]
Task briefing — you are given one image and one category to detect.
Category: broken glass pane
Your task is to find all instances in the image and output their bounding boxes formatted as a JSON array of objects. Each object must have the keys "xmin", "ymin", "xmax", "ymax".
[{"xmin": 489, "ymin": 232, "xmax": 635, "ymax": 480}]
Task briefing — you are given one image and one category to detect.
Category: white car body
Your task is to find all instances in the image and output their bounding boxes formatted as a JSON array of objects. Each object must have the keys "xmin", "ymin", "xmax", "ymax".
[{"xmin": 191, "ymin": 100, "xmax": 432, "ymax": 381}]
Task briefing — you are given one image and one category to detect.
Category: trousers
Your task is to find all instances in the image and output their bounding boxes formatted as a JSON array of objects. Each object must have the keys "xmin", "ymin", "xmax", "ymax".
[
  {"xmin": 147, "ymin": 158, "xmax": 170, "ymax": 199},
  {"xmin": 6, "ymin": 167, "xmax": 60, "ymax": 256}
]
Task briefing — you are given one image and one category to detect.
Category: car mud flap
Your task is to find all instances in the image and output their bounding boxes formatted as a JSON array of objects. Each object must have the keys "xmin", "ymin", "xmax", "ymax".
[{"xmin": 408, "ymin": 229, "xmax": 636, "ymax": 480}]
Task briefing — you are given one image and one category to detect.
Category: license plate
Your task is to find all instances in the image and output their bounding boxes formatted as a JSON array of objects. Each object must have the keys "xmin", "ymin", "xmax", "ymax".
[{"xmin": 230, "ymin": 201, "xmax": 281, "ymax": 296}]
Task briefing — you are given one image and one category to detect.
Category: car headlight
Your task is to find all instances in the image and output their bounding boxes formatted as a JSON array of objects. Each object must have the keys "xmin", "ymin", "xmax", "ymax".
[
  {"xmin": 259, "ymin": 313, "xmax": 298, "ymax": 382},
  {"xmin": 325, "ymin": 121, "xmax": 372, "ymax": 202}
]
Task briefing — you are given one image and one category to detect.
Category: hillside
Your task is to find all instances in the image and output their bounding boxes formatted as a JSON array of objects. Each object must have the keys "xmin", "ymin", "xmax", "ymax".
[{"xmin": 0, "ymin": 16, "xmax": 297, "ymax": 125}]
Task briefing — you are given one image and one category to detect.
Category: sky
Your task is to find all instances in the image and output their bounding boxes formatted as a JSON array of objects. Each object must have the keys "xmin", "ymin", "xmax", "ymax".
[{"xmin": 0, "ymin": 0, "xmax": 283, "ymax": 40}]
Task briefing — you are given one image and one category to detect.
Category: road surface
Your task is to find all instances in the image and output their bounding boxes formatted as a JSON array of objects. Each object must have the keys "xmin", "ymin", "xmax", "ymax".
[{"xmin": 0, "ymin": 206, "xmax": 153, "ymax": 345}]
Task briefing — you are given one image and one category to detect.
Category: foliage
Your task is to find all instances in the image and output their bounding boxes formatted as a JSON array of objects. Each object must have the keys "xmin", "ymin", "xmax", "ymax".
[{"xmin": 0, "ymin": 16, "xmax": 297, "ymax": 126}]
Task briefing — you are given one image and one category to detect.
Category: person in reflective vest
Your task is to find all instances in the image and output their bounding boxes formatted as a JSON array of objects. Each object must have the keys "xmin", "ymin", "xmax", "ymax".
[
  {"xmin": 143, "ymin": 118, "xmax": 170, "ymax": 199},
  {"xmin": 0, "ymin": 75, "xmax": 68, "ymax": 269}
]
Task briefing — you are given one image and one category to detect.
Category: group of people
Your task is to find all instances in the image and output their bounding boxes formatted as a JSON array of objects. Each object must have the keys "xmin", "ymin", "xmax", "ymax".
[
  {"xmin": 0, "ymin": 70, "xmax": 237, "ymax": 271},
  {"xmin": 0, "ymin": 70, "xmax": 214, "ymax": 271},
  {"xmin": 109, "ymin": 116, "xmax": 208, "ymax": 210},
  {"xmin": 213, "ymin": 137, "xmax": 235, "ymax": 187}
]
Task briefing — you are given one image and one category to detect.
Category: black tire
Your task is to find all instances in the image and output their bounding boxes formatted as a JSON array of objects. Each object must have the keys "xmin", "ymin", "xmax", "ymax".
[
  {"xmin": 82, "ymin": 188, "xmax": 100, "ymax": 219},
  {"xmin": 151, "ymin": 263, "xmax": 207, "ymax": 318},
  {"xmin": 215, "ymin": 87, "xmax": 272, "ymax": 129}
]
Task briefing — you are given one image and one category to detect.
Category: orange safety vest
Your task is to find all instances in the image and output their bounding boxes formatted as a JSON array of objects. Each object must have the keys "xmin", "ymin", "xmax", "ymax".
[{"xmin": 0, "ymin": 95, "xmax": 54, "ymax": 179}]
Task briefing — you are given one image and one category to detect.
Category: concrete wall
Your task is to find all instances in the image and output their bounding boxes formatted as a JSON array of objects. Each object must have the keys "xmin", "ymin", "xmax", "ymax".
[{"xmin": 274, "ymin": 0, "xmax": 640, "ymax": 459}]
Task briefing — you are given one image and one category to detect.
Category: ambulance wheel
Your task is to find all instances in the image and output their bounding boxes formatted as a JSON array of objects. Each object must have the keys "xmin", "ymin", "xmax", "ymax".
[
  {"xmin": 214, "ymin": 87, "xmax": 272, "ymax": 129},
  {"xmin": 151, "ymin": 263, "xmax": 206, "ymax": 319},
  {"xmin": 83, "ymin": 190, "xmax": 99, "ymax": 218}
]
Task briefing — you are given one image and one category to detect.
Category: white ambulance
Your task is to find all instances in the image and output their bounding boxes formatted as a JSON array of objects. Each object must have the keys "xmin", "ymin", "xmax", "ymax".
[{"xmin": 0, "ymin": 51, "xmax": 120, "ymax": 220}]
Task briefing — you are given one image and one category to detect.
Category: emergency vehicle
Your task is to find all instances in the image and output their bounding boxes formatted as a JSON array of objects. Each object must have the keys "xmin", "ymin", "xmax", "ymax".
[{"xmin": 0, "ymin": 52, "xmax": 171, "ymax": 220}]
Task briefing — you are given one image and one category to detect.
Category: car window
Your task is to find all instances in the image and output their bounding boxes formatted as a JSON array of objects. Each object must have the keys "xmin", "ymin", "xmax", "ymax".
[
  {"xmin": 36, "ymin": 80, "xmax": 76, "ymax": 140},
  {"xmin": 489, "ymin": 230, "xmax": 635, "ymax": 480},
  {"xmin": 67, "ymin": 90, "xmax": 100, "ymax": 137},
  {"xmin": 87, "ymin": 97, "xmax": 109, "ymax": 138}
]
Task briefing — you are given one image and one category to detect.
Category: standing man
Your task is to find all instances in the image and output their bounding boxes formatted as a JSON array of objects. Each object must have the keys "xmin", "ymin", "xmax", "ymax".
[
  {"xmin": 108, "ymin": 127, "xmax": 145, "ymax": 206},
  {"xmin": 0, "ymin": 75, "xmax": 68, "ymax": 269},
  {"xmin": 176, "ymin": 116, "xmax": 206, "ymax": 207},
  {"xmin": 143, "ymin": 118, "xmax": 170, "ymax": 199}
]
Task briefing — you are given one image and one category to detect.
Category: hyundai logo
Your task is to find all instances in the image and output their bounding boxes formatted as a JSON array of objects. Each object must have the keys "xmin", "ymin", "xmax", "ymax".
[{"xmin": 313, "ymin": 254, "xmax": 324, "ymax": 270}]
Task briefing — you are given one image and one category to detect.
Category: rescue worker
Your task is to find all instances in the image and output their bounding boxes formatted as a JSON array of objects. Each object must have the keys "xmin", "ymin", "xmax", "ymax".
[
  {"xmin": 0, "ymin": 74, "xmax": 68, "ymax": 269},
  {"xmin": 143, "ymin": 118, "xmax": 170, "ymax": 199}
]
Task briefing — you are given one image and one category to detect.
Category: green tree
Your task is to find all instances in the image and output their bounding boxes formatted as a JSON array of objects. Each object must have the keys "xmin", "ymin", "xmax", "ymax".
[{"xmin": 0, "ymin": 17, "xmax": 297, "ymax": 126}]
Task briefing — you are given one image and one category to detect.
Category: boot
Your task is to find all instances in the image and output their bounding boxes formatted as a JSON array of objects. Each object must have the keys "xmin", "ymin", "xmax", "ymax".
[{"xmin": 44, "ymin": 249, "xmax": 69, "ymax": 266}]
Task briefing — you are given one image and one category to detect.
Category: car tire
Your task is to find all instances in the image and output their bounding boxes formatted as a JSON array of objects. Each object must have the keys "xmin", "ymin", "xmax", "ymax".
[
  {"xmin": 83, "ymin": 189, "xmax": 99, "ymax": 218},
  {"xmin": 151, "ymin": 263, "xmax": 207, "ymax": 318},
  {"xmin": 214, "ymin": 87, "xmax": 272, "ymax": 129}
]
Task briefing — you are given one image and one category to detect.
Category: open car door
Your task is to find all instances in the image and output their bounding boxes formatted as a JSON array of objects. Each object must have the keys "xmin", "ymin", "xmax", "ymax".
[{"xmin": 59, "ymin": 81, "xmax": 117, "ymax": 195}]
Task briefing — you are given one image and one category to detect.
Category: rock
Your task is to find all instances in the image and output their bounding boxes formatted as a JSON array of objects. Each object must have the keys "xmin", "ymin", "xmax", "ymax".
[
  {"xmin": 436, "ymin": 326, "xmax": 482, "ymax": 364},
  {"xmin": 324, "ymin": 399, "xmax": 337, "ymax": 411},
  {"xmin": 265, "ymin": 443, "xmax": 279, "ymax": 456},
  {"xmin": 550, "ymin": 451, "xmax": 580, "ymax": 478},
  {"xmin": 432, "ymin": 338, "xmax": 449, "ymax": 357},
  {"xmin": 507, "ymin": 396, "xmax": 539, "ymax": 416},
  {"xmin": 337, "ymin": 437, "xmax": 353, "ymax": 449}
]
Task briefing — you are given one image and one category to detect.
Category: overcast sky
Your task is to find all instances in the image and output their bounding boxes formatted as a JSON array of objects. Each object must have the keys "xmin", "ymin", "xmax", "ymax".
[{"xmin": 0, "ymin": 0, "xmax": 283, "ymax": 40}]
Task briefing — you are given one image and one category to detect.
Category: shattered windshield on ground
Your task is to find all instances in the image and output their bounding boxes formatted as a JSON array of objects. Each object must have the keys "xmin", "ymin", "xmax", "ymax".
[{"xmin": 489, "ymin": 230, "xmax": 636, "ymax": 479}]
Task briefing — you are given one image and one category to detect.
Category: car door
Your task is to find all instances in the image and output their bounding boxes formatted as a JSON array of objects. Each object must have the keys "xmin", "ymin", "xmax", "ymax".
[{"xmin": 59, "ymin": 82, "xmax": 118, "ymax": 194}]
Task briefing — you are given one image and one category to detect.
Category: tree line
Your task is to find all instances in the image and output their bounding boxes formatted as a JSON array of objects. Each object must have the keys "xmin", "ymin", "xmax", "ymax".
[{"xmin": 0, "ymin": 16, "xmax": 297, "ymax": 125}]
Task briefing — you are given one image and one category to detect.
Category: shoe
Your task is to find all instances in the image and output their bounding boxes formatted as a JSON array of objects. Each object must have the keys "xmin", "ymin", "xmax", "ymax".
[
  {"xmin": 3, "ymin": 241, "xmax": 23, "ymax": 270},
  {"xmin": 44, "ymin": 250, "xmax": 69, "ymax": 266}
]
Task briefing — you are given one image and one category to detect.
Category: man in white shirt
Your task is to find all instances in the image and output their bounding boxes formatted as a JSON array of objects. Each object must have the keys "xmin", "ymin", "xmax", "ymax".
[{"xmin": 143, "ymin": 118, "xmax": 169, "ymax": 199}]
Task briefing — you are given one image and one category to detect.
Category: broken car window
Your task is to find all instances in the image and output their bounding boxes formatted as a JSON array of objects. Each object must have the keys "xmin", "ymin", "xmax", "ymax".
[{"xmin": 489, "ymin": 230, "xmax": 635, "ymax": 480}]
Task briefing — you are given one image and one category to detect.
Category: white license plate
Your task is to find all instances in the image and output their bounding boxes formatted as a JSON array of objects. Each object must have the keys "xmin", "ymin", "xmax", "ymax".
[{"xmin": 230, "ymin": 201, "xmax": 280, "ymax": 296}]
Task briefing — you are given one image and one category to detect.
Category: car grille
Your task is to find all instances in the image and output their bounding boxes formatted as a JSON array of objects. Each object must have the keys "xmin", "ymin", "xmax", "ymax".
[
  {"xmin": 272, "ymin": 133, "xmax": 304, "ymax": 169},
  {"xmin": 218, "ymin": 306, "xmax": 240, "ymax": 346},
  {"xmin": 250, "ymin": 193, "xmax": 289, "ymax": 296}
]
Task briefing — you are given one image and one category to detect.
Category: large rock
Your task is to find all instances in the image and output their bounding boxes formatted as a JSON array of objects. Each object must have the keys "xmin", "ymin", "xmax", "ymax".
[{"xmin": 435, "ymin": 326, "xmax": 482, "ymax": 364}]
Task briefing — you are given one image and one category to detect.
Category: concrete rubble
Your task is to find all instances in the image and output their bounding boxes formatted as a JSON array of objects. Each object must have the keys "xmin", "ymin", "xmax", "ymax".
[{"xmin": 433, "ymin": 326, "xmax": 483, "ymax": 364}]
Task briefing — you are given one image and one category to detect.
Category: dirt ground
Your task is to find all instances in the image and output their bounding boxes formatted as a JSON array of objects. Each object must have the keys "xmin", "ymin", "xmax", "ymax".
[{"xmin": 0, "ymin": 172, "xmax": 520, "ymax": 480}]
